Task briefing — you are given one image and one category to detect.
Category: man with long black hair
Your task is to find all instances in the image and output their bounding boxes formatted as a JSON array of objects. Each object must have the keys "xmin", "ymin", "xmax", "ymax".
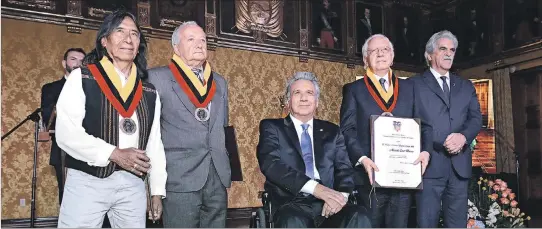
[{"xmin": 55, "ymin": 9, "xmax": 167, "ymax": 227}]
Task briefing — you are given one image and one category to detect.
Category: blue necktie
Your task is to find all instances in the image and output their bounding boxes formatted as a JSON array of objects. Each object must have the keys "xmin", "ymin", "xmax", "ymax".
[
  {"xmin": 440, "ymin": 76, "xmax": 450, "ymax": 102},
  {"xmin": 379, "ymin": 78, "xmax": 387, "ymax": 92},
  {"xmin": 193, "ymin": 69, "xmax": 203, "ymax": 84},
  {"xmin": 301, "ymin": 124, "xmax": 315, "ymax": 179}
]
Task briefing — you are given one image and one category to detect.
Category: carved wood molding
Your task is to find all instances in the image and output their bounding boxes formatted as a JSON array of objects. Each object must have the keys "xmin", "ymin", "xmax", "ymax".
[
  {"xmin": 137, "ymin": 1, "xmax": 151, "ymax": 28},
  {"xmin": 10, "ymin": 1, "xmax": 539, "ymax": 72},
  {"xmin": 66, "ymin": 0, "xmax": 81, "ymax": 16},
  {"xmin": 6, "ymin": 0, "xmax": 56, "ymax": 11},
  {"xmin": 347, "ymin": 37, "xmax": 355, "ymax": 57},
  {"xmin": 299, "ymin": 29, "xmax": 308, "ymax": 50},
  {"xmin": 205, "ymin": 13, "xmax": 216, "ymax": 37}
]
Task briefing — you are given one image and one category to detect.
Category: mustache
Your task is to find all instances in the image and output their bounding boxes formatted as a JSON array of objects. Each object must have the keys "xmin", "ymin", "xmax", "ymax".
[{"xmin": 443, "ymin": 57, "xmax": 453, "ymax": 60}]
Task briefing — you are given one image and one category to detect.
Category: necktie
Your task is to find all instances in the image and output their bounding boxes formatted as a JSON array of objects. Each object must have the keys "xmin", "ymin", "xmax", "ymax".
[
  {"xmin": 379, "ymin": 78, "xmax": 387, "ymax": 92},
  {"xmin": 300, "ymin": 124, "xmax": 315, "ymax": 179},
  {"xmin": 440, "ymin": 76, "xmax": 450, "ymax": 102},
  {"xmin": 192, "ymin": 69, "xmax": 203, "ymax": 84}
]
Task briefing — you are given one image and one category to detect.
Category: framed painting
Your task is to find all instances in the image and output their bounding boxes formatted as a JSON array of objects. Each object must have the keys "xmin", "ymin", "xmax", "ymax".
[
  {"xmin": 355, "ymin": 1, "xmax": 383, "ymax": 55},
  {"xmin": 310, "ymin": 0, "xmax": 347, "ymax": 54}
]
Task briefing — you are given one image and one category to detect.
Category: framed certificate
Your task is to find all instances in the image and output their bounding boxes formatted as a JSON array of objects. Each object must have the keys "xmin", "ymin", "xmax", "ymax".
[{"xmin": 370, "ymin": 115, "xmax": 423, "ymax": 189}]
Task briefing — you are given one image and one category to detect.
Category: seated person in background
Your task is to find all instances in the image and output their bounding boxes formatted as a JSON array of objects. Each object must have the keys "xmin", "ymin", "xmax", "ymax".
[{"xmin": 256, "ymin": 72, "xmax": 371, "ymax": 228}]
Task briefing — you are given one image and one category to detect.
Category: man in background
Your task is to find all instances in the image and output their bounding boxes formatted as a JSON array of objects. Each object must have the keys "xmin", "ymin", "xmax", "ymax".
[{"xmin": 40, "ymin": 47, "xmax": 85, "ymax": 205}]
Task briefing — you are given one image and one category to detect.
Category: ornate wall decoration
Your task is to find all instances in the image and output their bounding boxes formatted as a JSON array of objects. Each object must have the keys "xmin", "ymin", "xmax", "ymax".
[
  {"xmin": 5, "ymin": 0, "xmax": 56, "ymax": 11},
  {"xmin": 153, "ymin": 0, "xmax": 204, "ymax": 29},
  {"xmin": 233, "ymin": 0, "xmax": 285, "ymax": 43},
  {"xmin": 299, "ymin": 29, "xmax": 309, "ymax": 50},
  {"xmin": 347, "ymin": 36, "xmax": 355, "ymax": 56},
  {"xmin": 205, "ymin": 13, "xmax": 217, "ymax": 36},
  {"xmin": 88, "ymin": 7, "xmax": 113, "ymax": 18},
  {"xmin": 66, "ymin": 0, "xmax": 81, "ymax": 16},
  {"xmin": 137, "ymin": 1, "xmax": 150, "ymax": 27},
  {"xmin": 84, "ymin": 0, "xmax": 134, "ymax": 19}
]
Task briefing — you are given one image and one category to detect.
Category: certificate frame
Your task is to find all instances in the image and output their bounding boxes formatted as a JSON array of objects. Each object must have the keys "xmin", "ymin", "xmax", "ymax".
[{"xmin": 370, "ymin": 115, "xmax": 423, "ymax": 190}]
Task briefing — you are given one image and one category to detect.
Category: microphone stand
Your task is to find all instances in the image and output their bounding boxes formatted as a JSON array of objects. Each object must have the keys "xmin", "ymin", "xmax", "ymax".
[{"xmin": 1, "ymin": 108, "xmax": 41, "ymax": 228}]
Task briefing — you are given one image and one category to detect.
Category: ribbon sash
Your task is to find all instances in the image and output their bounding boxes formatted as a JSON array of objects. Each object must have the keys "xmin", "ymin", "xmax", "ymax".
[
  {"xmin": 169, "ymin": 60, "xmax": 216, "ymax": 108},
  {"xmin": 88, "ymin": 63, "xmax": 143, "ymax": 118},
  {"xmin": 363, "ymin": 74, "xmax": 399, "ymax": 113}
]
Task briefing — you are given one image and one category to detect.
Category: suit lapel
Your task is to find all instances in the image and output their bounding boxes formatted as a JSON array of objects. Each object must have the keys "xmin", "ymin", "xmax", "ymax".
[
  {"xmin": 170, "ymin": 75, "xmax": 198, "ymax": 117},
  {"xmin": 449, "ymin": 74, "xmax": 462, "ymax": 107},
  {"xmin": 422, "ymin": 71, "xmax": 450, "ymax": 108},
  {"xmin": 283, "ymin": 117, "xmax": 302, "ymax": 156},
  {"xmin": 312, "ymin": 120, "xmax": 325, "ymax": 175},
  {"xmin": 209, "ymin": 74, "xmax": 222, "ymax": 130}
]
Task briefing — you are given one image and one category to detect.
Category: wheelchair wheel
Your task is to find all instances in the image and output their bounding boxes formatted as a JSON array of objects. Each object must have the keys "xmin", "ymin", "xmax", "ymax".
[{"xmin": 256, "ymin": 208, "xmax": 267, "ymax": 228}]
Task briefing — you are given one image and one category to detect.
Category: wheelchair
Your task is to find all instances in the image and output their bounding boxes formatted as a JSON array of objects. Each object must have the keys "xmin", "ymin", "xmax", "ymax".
[{"xmin": 249, "ymin": 190, "xmax": 359, "ymax": 228}]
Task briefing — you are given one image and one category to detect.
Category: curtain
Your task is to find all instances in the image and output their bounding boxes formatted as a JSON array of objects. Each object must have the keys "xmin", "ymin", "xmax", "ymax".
[{"xmin": 493, "ymin": 68, "xmax": 516, "ymax": 173}]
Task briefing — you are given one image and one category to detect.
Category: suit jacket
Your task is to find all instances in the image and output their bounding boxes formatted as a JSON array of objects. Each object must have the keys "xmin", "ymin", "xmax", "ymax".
[
  {"xmin": 147, "ymin": 66, "xmax": 231, "ymax": 192},
  {"xmin": 340, "ymin": 76, "xmax": 433, "ymax": 185},
  {"xmin": 40, "ymin": 77, "xmax": 66, "ymax": 166},
  {"xmin": 256, "ymin": 117, "xmax": 355, "ymax": 209},
  {"xmin": 408, "ymin": 70, "xmax": 482, "ymax": 179}
]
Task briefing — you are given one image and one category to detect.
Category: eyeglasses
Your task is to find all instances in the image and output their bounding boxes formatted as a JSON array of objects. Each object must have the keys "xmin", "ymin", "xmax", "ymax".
[{"xmin": 368, "ymin": 47, "xmax": 391, "ymax": 56}]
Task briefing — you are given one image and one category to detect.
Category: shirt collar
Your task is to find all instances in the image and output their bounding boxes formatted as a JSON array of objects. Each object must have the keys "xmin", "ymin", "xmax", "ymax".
[
  {"xmin": 373, "ymin": 71, "xmax": 389, "ymax": 82},
  {"xmin": 191, "ymin": 66, "xmax": 204, "ymax": 73},
  {"xmin": 290, "ymin": 114, "xmax": 314, "ymax": 130},
  {"xmin": 430, "ymin": 67, "xmax": 450, "ymax": 80}
]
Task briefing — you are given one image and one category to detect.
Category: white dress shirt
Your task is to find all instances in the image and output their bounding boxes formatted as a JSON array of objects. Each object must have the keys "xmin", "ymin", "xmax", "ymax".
[
  {"xmin": 357, "ymin": 72, "xmax": 389, "ymax": 165},
  {"xmin": 290, "ymin": 115, "xmax": 348, "ymax": 198},
  {"xmin": 55, "ymin": 67, "xmax": 167, "ymax": 197},
  {"xmin": 373, "ymin": 71, "xmax": 390, "ymax": 91},
  {"xmin": 429, "ymin": 67, "xmax": 450, "ymax": 91}
]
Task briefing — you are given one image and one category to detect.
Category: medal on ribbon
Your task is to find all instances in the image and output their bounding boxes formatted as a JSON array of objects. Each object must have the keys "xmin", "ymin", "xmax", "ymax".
[
  {"xmin": 363, "ymin": 69, "xmax": 399, "ymax": 115},
  {"xmin": 169, "ymin": 55, "xmax": 215, "ymax": 122},
  {"xmin": 88, "ymin": 58, "xmax": 142, "ymax": 135}
]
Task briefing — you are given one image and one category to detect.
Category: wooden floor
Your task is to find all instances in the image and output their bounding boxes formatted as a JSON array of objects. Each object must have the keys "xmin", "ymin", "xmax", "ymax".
[{"xmin": 3, "ymin": 206, "xmax": 540, "ymax": 228}]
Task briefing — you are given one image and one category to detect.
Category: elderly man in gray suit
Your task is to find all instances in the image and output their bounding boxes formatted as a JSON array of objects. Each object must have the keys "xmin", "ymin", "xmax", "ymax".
[{"xmin": 147, "ymin": 21, "xmax": 231, "ymax": 228}]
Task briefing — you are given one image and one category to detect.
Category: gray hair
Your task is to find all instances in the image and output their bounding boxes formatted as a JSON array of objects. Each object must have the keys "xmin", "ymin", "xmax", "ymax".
[
  {"xmin": 424, "ymin": 30, "xmax": 458, "ymax": 66},
  {"xmin": 361, "ymin": 34, "xmax": 394, "ymax": 59},
  {"xmin": 171, "ymin": 21, "xmax": 200, "ymax": 48},
  {"xmin": 285, "ymin": 72, "xmax": 321, "ymax": 103}
]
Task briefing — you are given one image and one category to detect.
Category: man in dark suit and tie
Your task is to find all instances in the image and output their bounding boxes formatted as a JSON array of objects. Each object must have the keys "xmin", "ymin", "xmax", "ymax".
[
  {"xmin": 257, "ymin": 72, "xmax": 371, "ymax": 228},
  {"xmin": 408, "ymin": 30, "xmax": 482, "ymax": 228},
  {"xmin": 340, "ymin": 34, "xmax": 433, "ymax": 227},
  {"xmin": 40, "ymin": 47, "xmax": 85, "ymax": 205}
]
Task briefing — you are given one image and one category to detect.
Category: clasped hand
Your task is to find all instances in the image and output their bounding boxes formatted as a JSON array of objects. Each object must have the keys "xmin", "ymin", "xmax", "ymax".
[
  {"xmin": 444, "ymin": 133, "xmax": 466, "ymax": 154},
  {"xmin": 109, "ymin": 147, "xmax": 150, "ymax": 176},
  {"xmin": 313, "ymin": 184, "xmax": 347, "ymax": 218}
]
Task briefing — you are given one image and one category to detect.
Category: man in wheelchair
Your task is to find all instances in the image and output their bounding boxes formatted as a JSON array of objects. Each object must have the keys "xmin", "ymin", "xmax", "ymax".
[{"xmin": 256, "ymin": 72, "xmax": 371, "ymax": 228}]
